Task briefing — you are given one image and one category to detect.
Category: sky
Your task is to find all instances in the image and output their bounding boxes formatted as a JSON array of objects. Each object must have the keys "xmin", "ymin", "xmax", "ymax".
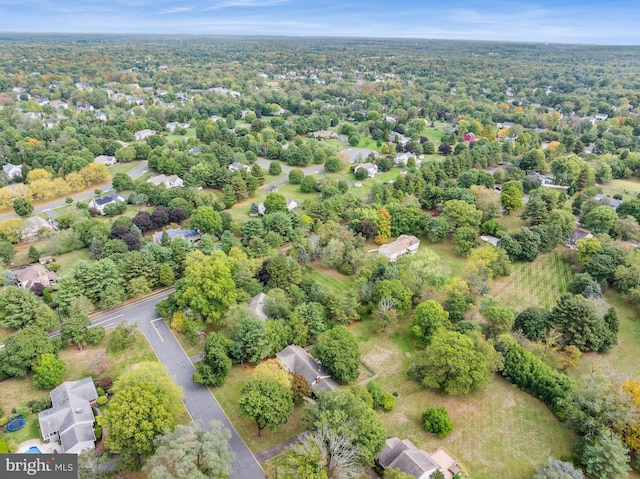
[{"xmin": 1, "ymin": 0, "xmax": 640, "ymax": 45}]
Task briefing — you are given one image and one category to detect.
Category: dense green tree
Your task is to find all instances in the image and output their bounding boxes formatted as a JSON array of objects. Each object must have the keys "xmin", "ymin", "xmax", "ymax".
[
  {"xmin": 0, "ymin": 239, "xmax": 16, "ymax": 265},
  {"xmin": 441, "ymin": 199, "xmax": 482, "ymax": 229},
  {"xmin": 189, "ymin": 206, "xmax": 223, "ymax": 235},
  {"xmin": 33, "ymin": 353, "xmax": 66, "ymax": 389},
  {"xmin": 193, "ymin": 333, "xmax": 232, "ymax": 386},
  {"xmin": 582, "ymin": 205, "xmax": 618, "ymax": 235},
  {"xmin": 0, "ymin": 286, "xmax": 41, "ymax": 328},
  {"xmin": 13, "ymin": 197, "xmax": 33, "ymax": 216},
  {"xmin": 421, "ymin": 407, "xmax": 454, "ymax": 438},
  {"xmin": 264, "ymin": 192, "xmax": 287, "ymax": 214},
  {"xmin": 143, "ymin": 421, "xmax": 233, "ymax": 479},
  {"xmin": 514, "ymin": 307, "xmax": 551, "ymax": 341},
  {"xmin": 239, "ymin": 379, "xmax": 294, "ymax": 437},
  {"xmin": 315, "ymin": 326, "xmax": 360, "ymax": 384},
  {"xmin": 0, "ymin": 326, "xmax": 56, "ymax": 379},
  {"xmin": 410, "ymin": 300, "xmax": 450, "ymax": 347},
  {"xmin": 551, "ymin": 294, "xmax": 615, "ymax": 352},
  {"xmin": 500, "ymin": 180, "xmax": 524, "ymax": 213},
  {"xmin": 409, "ymin": 330, "xmax": 501, "ymax": 395},
  {"xmin": 173, "ymin": 250, "xmax": 237, "ymax": 323}
]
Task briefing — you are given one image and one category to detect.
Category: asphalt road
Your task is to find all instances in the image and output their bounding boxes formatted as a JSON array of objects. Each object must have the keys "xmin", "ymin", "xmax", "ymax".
[
  {"xmin": 90, "ymin": 290, "xmax": 265, "ymax": 479},
  {"xmin": 0, "ymin": 161, "xmax": 149, "ymax": 222}
]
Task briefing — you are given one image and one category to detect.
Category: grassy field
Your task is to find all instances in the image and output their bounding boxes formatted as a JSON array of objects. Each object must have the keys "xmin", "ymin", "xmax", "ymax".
[
  {"xmin": 108, "ymin": 160, "xmax": 145, "ymax": 177},
  {"xmin": 210, "ymin": 364, "xmax": 307, "ymax": 452},
  {"xmin": 353, "ymin": 320, "xmax": 576, "ymax": 479},
  {"xmin": 304, "ymin": 263, "xmax": 356, "ymax": 295},
  {"xmin": 601, "ymin": 177, "xmax": 640, "ymax": 200},
  {"xmin": 423, "ymin": 240, "xmax": 467, "ymax": 277},
  {"xmin": 572, "ymin": 291, "xmax": 640, "ymax": 381},
  {"xmin": 491, "ymin": 251, "xmax": 573, "ymax": 310}
]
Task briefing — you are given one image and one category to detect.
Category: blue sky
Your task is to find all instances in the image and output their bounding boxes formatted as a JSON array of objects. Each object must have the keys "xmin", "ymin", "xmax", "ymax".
[{"xmin": 1, "ymin": 0, "xmax": 639, "ymax": 45}]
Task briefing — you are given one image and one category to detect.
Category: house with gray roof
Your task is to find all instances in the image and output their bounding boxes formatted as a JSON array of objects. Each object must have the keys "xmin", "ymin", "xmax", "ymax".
[
  {"xmin": 133, "ymin": 129, "xmax": 156, "ymax": 141},
  {"xmin": 248, "ymin": 292, "xmax": 269, "ymax": 320},
  {"xmin": 13, "ymin": 263, "xmax": 57, "ymax": 290},
  {"xmin": 276, "ymin": 345, "xmax": 340, "ymax": 394},
  {"xmin": 377, "ymin": 437, "xmax": 441, "ymax": 479},
  {"xmin": 593, "ymin": 194, "xmax": 622, "ymax": 209},
  {"xmin": 93, "ymin": 155, "xmax": 117, "ymax": 166},
  {"xmin": 38, "ymin": 377, "xmax": 98, "ymax": 454},
  {"xmin": 228, "ymin": 161, "xmax": 251, "ymax": 173},
  {"xmin": 147, "ymin": 174, "xmax": 184, "ymax": 189},
  {"xmin": 21, "ymin": 215, "xmax": 55, "ymax": 240}
]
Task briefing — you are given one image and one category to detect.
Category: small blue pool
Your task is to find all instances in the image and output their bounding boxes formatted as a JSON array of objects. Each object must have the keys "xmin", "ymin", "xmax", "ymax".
[{"xmin": 25, "ymin": 446, "xmax": 42, "ymax": 454}]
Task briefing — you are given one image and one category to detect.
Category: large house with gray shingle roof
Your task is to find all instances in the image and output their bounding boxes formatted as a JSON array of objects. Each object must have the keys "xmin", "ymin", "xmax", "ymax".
[
  {"xmin": 276, "ymin": 345, "xmax": 339, "ymax": 394},
  {"xmin": 38, "ymin": 377, "xmax": 98, "ymax": 454}
]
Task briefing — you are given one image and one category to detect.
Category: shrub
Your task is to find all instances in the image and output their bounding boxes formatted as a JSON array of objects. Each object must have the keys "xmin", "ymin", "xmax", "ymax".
[
  {"xmin": 0, "ymin": 416, "xmax": 8, "ymax": 427},
  {"xmin": 96, "ymin": 377, "xmax": 113, "ymax": 391},
  {"xmin": 97, "ymin": 395, "xmax": 108, "ymax": 406},
  {"xmin": 15, "ymin": 406, "xmax": 30, "ymax": 417},
  {"xmin": 28, "ymin": 398, "xmax": 52, "ymax": 414},
  {"xmin": 65, "ymin": 197, "xmax": 73, "ymax": 204},
  {"xmin": 0, "ymin": 437, "xmax": 7, "ymax": 454},
  {"xmin": 96, "ymin": 387, "xmax": 105, "ymax": 396},
  {"xmin": 94, "ymin": 425, "xmax": 102, "ymax": 441},
  {"xmin": 367, "ymin": 380, "xmax": 385, "ymax": 409},
  {"xmin": 381, "ymin": 393, "xmax": 395, "ymax": 411},
  {"xmin": 422, "ymin": 407, "xmax": 454, "ymax": 438}
]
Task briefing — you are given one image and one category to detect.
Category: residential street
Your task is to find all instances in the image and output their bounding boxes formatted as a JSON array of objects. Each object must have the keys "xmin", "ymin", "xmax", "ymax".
[
  {"xmin": 89, "ymin": 290, "xmax": 265, "ymax": 479},
  {"xmin": 0, "ymin": 161, "xmax": 149, "ymax": 222}
]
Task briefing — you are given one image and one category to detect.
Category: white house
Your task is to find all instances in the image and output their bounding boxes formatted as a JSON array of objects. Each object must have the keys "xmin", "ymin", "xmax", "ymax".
[
  {"xmin": 147, "ymin": 174, "xmax": 184, "ymax": 189},
  {"xmin": 354, "ymin": 162, "xmax": 379, "ymax": 178},
  {"xmin": 93, "ymin": 155, "xmax": 117, "ymax": 166},
  {"xmin": 286, "ymin": 198, "xmax": 299, "ymax": 211},
  {"xmin": 394, "ymin": 152, "xmax": 417, "ymax": 166},
  {"xmin": 378, "ymin": 234, "xmax": 420, "ymax": 262},
  {"xmin": 3, "ymin": 163, "xmax": 23, "ymax": 179},
  {"xmin": 89, "ymin": 194, "xmax": 126, "ymax": 215},
  {"xmin": 133, "ymin": 129, "xmax": 156, "ymax": 141},
  {"xmin": 94, "ymin": 111, "xmax": 108, "ymax": 121},
  {"xmin": 229, "ymin": 162, "xmax": 251, "ymax": 173},
  {"xmin": 38, "ymin": 378, "xmax": 98, "ymax": 454},
  {"xmin": 166, "ymin": 121, "xmax": 191, "ymax": 132}
]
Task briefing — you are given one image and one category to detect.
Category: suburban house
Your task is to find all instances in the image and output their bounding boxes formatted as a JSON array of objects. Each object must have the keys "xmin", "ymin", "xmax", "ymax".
[
  {"xmin": 377, "ymin": 438, "xmax": 460, "ymax": 479},
  {"xmin": 3, "ymin": 163, "xmax": 23, "ymax": 179},
  {"xmin": 50, "ymin": 100, "xmax": 68, "ymax": 110},
  {"xmin": 479, "ymin": 235, "xmax": 500, "ymax": 247},
  {"xmin": 311, "ymin": 130, "xmax": 338, "ymax": 139},
  {"xmin": 94, "ymin": 111, "xmax": 108, "ymax": 121},
  {"xmin": 13, "ymin": 264, "xmax": 57, "ymax": 290},
  {"xmin": 378, "ymin": 234, "xmax": 420, "ymax": 262},
  {"xmin": 276, "ymin": 345, "xmax": 340, "ymax": 394},
  {"xmin": 388, "ymin": 132, "xmax": 410, "ymax": 146},
  {"xmin": 165, "ymin": 121, "xmax": 190, "ymax": 132},
  {"xmin": 38, "ymin": 377, "xmax": 98, "ymax": 454},
  {"xmin": 21, "ymin": 216, "xmax": 56, "ymax": 240},
  {"xmin": 567, "ymin": 228, "xmax": 593, "ymax": 248},
  {"xmin": 75, "ymin": 104, "xmax": 94, "ymax": 112},
  {"xmin": 248, "ymin": 292, "xmax": 269, "ymax": 321},
  {"xmin": 395, "ymin": 152, "xmax": 417, "ymax": 166},
  {"xmin": 88, "ymin": 194, "xmax": 126, "ymax": 215},
  {"xmin": 593, "ymin": 194, "xmax": 622, "ymax": 209},
  {"xmin": 354, "ymin": 162, "xmax": 379, "ymax": 178},
  {"xmin": 152, "ymin": 228, "xmax": 201, "ymax": 245},
  {"xmin": 93, "ymin": 155, "xmax": 117, "ymax": 166},
  {"xmin": 377, "ymin": 437, "xmax": 440, "ymax": 478},
  {"xmin": 133, "ymin": 129, "xmax": 156, "ymax": 141},
  {"xmin": 228, "ymin": 161, "xmax": 251, "ymax": 173},
  {"xmin": 463, "ymin": 132, "xmax": 476, "ymax": 141},
  {"xmin": 147, "ymin": 174, "xmax": 184, "ymax": 189}
]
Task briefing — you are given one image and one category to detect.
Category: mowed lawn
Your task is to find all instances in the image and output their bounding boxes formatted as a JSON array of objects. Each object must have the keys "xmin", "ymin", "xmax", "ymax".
[
  {"xmin": 210, "ymin": 364, "xmax": 307, "ymax": 453},
  {"xmin": 353, "ymin": 321, "xmax": 576, "ymax": 479},
  {"xmin": 491, "ymin": 251, "xmax": 573, "ymax": 310}
]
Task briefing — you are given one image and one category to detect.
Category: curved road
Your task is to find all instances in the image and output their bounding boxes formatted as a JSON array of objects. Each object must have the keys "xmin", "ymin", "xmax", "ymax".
[{"xmin": 89, "ymin": 290, "xmax": 265, "ymax": 479}]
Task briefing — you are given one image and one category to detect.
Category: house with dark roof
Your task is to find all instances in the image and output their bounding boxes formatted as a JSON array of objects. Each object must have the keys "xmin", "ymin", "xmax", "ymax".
[
  {"xmin": 377, "ymin": 437, "xmax": 441, "ymax": 479},
  {"xmin": 229, "ymin": 161, "xmax": 251, "ymax": 173},
  {"xmin": 276, "ymin": 345, "xmax": 340, "ymax": 394},
  {"xmin": 88, "ymin": 194, "xmax": 126, "ymax": 215},
  {"xmin": 567, "ymin": 228, "xmax": 593, "ymax": 248},
  {"xmin": 38, "ymin": 377, "xmax": 98, "ymax": 454},
  {"xmin": 152, "ymin": 228, "xmax": 201, "ymax": 245}
]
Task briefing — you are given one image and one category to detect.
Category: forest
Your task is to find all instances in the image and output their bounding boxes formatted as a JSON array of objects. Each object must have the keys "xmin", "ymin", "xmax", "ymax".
[{"xmin": 0, "ymin": 34, "xmax": 640, "ymax": 479}]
